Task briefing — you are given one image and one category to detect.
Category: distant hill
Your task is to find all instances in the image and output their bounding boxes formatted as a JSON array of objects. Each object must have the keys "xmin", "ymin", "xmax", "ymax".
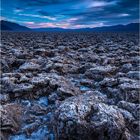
[
  {"xmin": 0, "ymin": 20, "xmax": 139, "ymax": 32},
  {"xmin": 33, "ymin": 27, "xmax": 68, "ymax": 32},
  {"xmin": 0, "ymin": 20, "xmax": 30, "ymax": 31},
  {"xmin": 90, "ymin": 23, "xmax": 139, "ymax": 32}
]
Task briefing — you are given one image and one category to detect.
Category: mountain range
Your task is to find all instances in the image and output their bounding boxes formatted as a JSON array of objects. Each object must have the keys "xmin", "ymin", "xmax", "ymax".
[
  {"xmin": 0, "ymin": 20, "xmax": 139, "ymax": 32},
  {"xmin": 0, "ymin": 20, "xmax": 30, "ymax": 31}
]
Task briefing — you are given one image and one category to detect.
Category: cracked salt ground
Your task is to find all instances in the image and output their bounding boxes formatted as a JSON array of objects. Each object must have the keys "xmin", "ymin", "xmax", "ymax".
[
  {"xmin": 10, "ymin": 127, "xmax": 54, "ymax": 140},
  {"xmin": 9, "ymin": 96, "xmax": 55, "ymax": 140},
  {"xmin": 15, "ymin": 97, "xmax": 49, "ymax": 108},
  {"xmin": 1, "ymin": 32, "xmax": 139, "ymax": 140},
  {"xmin": 38, "ymin": 97, "xmax": 48, "ymax": 107},
  {"xmin": 10, "ymin": 128, "xmax": 54, "ymax": 140},
  {"xmin": 70, "ymin": 77, "xmax": 91, "ymax": 91}
]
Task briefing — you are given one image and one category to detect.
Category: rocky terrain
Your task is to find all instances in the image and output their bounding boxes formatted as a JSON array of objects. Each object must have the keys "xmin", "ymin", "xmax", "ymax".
[{"xmin": 0, "ymin": 32, "xmax": 139, "ymax": 140}]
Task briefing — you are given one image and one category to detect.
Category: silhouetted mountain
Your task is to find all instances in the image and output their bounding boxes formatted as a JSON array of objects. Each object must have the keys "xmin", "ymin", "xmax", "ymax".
[
  {"xmin": 33, "ymin": 27, "xmax": 67, "ymax": 32},
  {"xmin": 89, "ymin": 23, "xmax": 139, "ymax": 32},
  {"xmin": 0, "ymin": 20, "xmax": 30, "ymax": 31},
  {"xmin": 0, "ymin": 20, "xmax": 139, "ymax": 32}
]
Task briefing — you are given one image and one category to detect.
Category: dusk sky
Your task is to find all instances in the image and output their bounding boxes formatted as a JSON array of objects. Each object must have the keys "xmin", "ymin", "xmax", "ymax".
[{"xmin": 1, "ymin": 0, "xmax": 139, "ymax": 29}]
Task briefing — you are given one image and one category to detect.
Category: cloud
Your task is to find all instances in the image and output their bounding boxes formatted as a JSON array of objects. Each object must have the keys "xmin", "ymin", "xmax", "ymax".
[
  {"xmin": 23, "ymin": 21, "xmax": 35, "ymax": 24},
  {"xmin": 23, "ymin": 18, "xmax": 105, "ymax": 29},
  {"xmin": 117, "ymin": 13, "xmax": 130, "ymax": 17},
  {"xmin": 73, "ymin": 22, "xmax": 104, "ymax": 28},
  {"xmin": 14, "ymin": 9, "xmax": 23, "ymax": 13},
  {"xmin": 18, "ymin": 0, "xmax": 81, "ymax": 7},
  {"xmin": 18, "ymin": 13, "xmax": 56, "ymax": 20},
  {"xmin": 88, "ymin": 1, "xmax": 117, "ymax": 8},
  {"xmin": 67, "ymin": 17, "xmax": 79, "ymax": 22},
  {"xmin": 24, "ymin": 22, "xmax": 97, "ymax": 29},
  {"xmin": 1, "ymin": 0, "xmax": 139, "ymax": 28},
  {"xmin": 0, "ymin": 16, "xmax": 6, "ymax": 20},
  {"xmin": 24, "ymin": 21, "xmax": 70, "ymax": 28}
]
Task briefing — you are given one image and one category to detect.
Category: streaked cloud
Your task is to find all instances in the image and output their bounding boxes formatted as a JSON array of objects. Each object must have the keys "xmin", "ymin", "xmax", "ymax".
[
  {"xmin": 88, "ymin": 1, "xmax": 117, "ymax": 8},
  {"xmin": 118, "ymin": 13, "xmax": 130, "ymax": 17},
  {"xmin": 1, "ymin": 0, "xmax": 139, "ymax": 28},
  {"xmin": 24, "ymin": 21, "xmax": 70, "ymax": 29},
  {"xmin": 18, "ymin": 13, "xmax": 56, "ymax": 21},
  {"xmin": 14, "ymin": 9, "xmax": 23, "ymax": 13}
]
